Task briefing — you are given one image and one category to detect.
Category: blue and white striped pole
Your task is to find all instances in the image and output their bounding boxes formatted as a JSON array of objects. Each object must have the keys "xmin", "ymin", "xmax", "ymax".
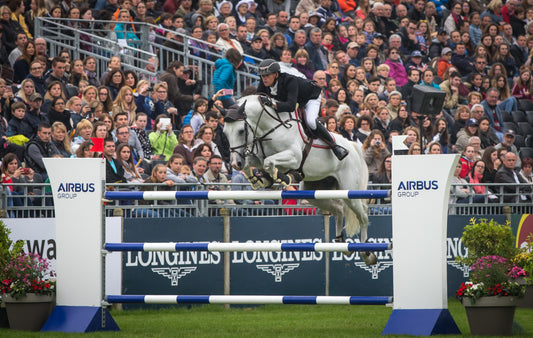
[
  {"xmin": 104, "ymin": 190, "xmax": 390, "ymax": 201},
  {"xmin": 104, "ymin": 242, "xmax": 392, "ymax": 252},
  {"xmin": 106, "ymin": 295, "xmax": 393, "ymax": 305}
]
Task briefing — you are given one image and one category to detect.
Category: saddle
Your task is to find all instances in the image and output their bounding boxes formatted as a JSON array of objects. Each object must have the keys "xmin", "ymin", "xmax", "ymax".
[
  {"xmin": 295, "ymin": 107, "xmax": 333, "ymax": 150},
  {"xmin": 296, "ymin": 106, "xmax": 314, "ymax": 141}
]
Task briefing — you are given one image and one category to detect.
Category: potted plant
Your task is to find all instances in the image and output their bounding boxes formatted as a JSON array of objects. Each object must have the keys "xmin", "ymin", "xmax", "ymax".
[
  {"xmin": 0, "ymin": 220, "xmax": 23, "ymax": 328},
  {"xmin": 512, "ymin": 235, "xmax": 533, "ymax": 307},
  {"xmin": 1, "ymin": 252, "xmax": 56, "ymax": 331},
  {"xmin": 456, "ymin": 218, "xmax": 526, "ymax": 336},
  {"xmin": 457, "ymin": 218, "xmax": 517, "ymax": 266}
]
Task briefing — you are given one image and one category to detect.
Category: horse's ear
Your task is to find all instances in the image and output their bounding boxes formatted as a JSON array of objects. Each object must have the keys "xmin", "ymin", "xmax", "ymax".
[
  {"xmin": 215, "ymin": 103, "xmax": 227, "ymax": 117},
  {"xmin": 237, "ymin": 100, "xmax": 246, "ymax": 116}
]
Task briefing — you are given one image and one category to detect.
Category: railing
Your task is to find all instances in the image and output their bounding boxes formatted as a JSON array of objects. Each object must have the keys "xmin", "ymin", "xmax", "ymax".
[
  {"xmin": 1, "ymin": 182, "xmax": 532, "ymax": 219},
  {"xmin": 34, "ymin": 17, "xmax": 261, "ymax": 98},
  {"xmin": 35, "ymin": 17, "xmax": 156, "ymax": 81}
]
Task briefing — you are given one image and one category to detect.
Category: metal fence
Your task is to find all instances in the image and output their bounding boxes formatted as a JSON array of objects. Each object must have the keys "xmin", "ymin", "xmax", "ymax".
[
  {"xmin": 34, "ymin": 17, "xmax": 261, "ymax": 98},
  {"xmin": 1, "ymin": 182, "xmax": 532, "ymax": 219}
]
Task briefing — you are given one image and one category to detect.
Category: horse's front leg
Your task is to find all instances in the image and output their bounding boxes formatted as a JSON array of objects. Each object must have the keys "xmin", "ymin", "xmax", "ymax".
[
  {"xmin": 360, "ymin": 226, "xmax": 378, "ymax": 266},
  {"xmin": 263, "ymin": 151, "xmax": 301, "ymax": 186},
  {"xmin": 241, "ymin": 156, "xmax": 273, "ymax": 190}
]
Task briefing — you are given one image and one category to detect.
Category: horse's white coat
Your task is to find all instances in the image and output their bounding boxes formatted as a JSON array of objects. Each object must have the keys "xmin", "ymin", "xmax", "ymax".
[{"xmin": 223, "ymin": 95, "xmax": 372, "ymax": 256}]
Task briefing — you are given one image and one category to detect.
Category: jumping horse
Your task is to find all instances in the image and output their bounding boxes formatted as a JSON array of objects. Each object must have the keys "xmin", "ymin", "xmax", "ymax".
[{"xmin": 222, "ymin": 95, "xmax": 377, "ymax": 265}]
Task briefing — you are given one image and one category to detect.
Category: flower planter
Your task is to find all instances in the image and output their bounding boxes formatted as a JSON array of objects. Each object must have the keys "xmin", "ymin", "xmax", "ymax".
[
  {"xmin": 2, "ymin": 293, "xmax": 55, "ymax": 331},
  {"xmin": 0, "ymin": 303, "xmax": 9, "ymax": 328},
  {"xmin": 462, "ymin": 296, "xmax": 517, "ymax": 336},
  {"xmin": 518, "ymin": 285, "xmax": 533, "ymax": 308}
]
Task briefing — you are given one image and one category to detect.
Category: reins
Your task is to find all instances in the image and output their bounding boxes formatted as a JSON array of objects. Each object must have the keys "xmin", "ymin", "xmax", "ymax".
[{"xmin": 229, "ymin": 96, "xmax": 312, "ymax": 178}]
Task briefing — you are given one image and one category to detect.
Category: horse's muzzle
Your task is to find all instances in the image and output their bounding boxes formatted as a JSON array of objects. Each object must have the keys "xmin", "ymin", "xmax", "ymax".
[{"xmin": 231, "ymin": 153, "xmax": 242, "ymax": 171}]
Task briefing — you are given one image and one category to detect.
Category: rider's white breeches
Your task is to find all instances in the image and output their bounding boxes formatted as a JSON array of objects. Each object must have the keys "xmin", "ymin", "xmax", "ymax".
[{"xmin": 304, "ymin": 97, "xmax": 321, "ymax": 130}]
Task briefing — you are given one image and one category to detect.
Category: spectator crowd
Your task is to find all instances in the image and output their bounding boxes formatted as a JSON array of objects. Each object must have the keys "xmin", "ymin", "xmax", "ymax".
[{"xmin": 0, "ymin": 0, "xmax": 532, "ymax": 208}]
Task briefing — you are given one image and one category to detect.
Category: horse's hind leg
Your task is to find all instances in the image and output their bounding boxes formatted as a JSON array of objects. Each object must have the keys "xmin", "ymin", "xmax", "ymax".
[
  {"xmin": 302, "ymin": 181, "xmax": 346, "ymax": 239},
  {"xmin": 344, "ymin": 198, "xmax": 376, "ymax": 265},
  {"xmin": 337, "ymin": 175, "xmax": 377, "ymax": 265}
]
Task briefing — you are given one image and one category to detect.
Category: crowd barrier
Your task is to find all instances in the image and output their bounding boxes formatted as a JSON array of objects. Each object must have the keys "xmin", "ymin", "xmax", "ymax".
[
  {"xmin": 3, "ymin": 182, "xmax": 533, "ymax": 219},
  {"xmin": 40, "ymin": 155, "xmax": 462, "ymax": 335}
]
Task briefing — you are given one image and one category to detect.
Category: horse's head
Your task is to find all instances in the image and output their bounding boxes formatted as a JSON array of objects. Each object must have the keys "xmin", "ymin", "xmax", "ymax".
[
  {"xmin": 220, "ymin": 95, "xmax": 282, "ymax": 171},
  {"xmin": 222, "ymin": 101, "xmax": 248, "ymax": 171}
]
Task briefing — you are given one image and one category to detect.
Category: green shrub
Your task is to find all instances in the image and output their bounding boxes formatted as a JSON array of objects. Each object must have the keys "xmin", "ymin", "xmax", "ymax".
[
  {"xmin": 0, "ymin": 220, "xmax": 24, "ymax": 279},
  {"xmin": 457, "ymin": 218, "xmax": 517, "ymax": 266}
]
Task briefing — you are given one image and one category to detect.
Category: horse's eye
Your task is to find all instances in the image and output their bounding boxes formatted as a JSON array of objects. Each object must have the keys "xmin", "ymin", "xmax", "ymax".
[{"xmin": 238, "ymin": 129, "xmax": 244, "ymax": 136}]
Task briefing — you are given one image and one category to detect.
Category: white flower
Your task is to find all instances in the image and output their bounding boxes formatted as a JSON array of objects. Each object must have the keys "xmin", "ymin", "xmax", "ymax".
[{"xmin": 471, "ymin": 282, "xmax": 483, "ymax": 290}]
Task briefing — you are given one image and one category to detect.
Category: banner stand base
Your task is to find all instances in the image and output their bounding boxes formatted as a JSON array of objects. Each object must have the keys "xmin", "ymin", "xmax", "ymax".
[
  {"xmin": 41, "ymin": 306, "xmax": 120, "ymax": 332},
  {"xmin": 382, "ymin": 309, "xmax": 460, "ymax": 335}
]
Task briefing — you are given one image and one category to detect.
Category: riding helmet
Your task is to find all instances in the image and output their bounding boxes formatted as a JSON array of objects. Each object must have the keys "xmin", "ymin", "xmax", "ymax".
[{"xmin": 257, "ymin": 59, "xmax": 280, "ymax": 75}]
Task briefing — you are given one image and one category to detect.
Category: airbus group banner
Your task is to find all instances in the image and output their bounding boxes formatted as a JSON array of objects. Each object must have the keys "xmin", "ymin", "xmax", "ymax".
[{"xmin": 44, "ymin": 158, "xmax": 105, "ymax": 307}]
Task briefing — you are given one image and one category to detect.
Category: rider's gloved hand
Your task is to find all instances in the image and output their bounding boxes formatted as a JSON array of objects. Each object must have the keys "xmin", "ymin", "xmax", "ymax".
[{"xmin": 259, "ymin": 95, "xmax": 275, "ymax": 109}]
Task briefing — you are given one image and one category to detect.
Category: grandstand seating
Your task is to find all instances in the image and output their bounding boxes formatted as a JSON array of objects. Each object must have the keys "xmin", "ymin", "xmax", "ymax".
[
  {"xmin": 526, "ymin": 111, "xmax": 533, "ymax": 125},
  {"xmin": 501, "ymin": 110, "xmax": 513, "ymax": 123},
  {"xmin": 514, "ymin": 134, "xmax": 526, "ymax": 149},
  {"xmin": 526, "ymin": 135, "xmax": 533, "ymax": 148},
  {"xmin": 503, "ymin": 121, "xmax": 518, "ymax": 133},
  {"xmin": 519, "ymin": 147, "xmax": 533, "ymax": 160},
  {"xmin": 511, "ymin": 110, "xmax": 527, "ymax": 123},
  {"xmin": 519, "ymin": 99, "xmax": 533, "ymax": 111},
  {"xmin": 517, "ymin": 122, "xmax": 533, "ymax": 138}
]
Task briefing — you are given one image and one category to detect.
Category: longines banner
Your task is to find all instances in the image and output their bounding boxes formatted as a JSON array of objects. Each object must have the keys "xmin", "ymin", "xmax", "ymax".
[
  {"xmin": 123, "ymin": 217, "xmax": 224, "ymax": 299},
  {"xmin": 4, "ymin": 214, "xmax": 510, "ymax": 301},
  {"xmin": 120, "ymin": 214, "xmax": 508, "ymax": 303}
]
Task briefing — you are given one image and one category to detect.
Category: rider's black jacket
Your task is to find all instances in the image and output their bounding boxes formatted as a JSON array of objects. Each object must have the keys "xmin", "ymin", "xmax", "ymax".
[{"xmin": 256, "ymin": 72, "xmax": 322, "ymax": 112}]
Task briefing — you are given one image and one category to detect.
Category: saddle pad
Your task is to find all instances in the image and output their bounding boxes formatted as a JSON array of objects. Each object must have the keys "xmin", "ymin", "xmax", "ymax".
[{"xmin": 295, "ymin": 108, "xmax": 334, "ymax": 149}]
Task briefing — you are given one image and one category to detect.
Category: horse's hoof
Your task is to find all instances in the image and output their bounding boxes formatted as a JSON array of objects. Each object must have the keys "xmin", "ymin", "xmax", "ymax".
[
  {"xmin": 332, "ymin": 236, "xmax": 351, "ymax": 255},
  {"xmin": 362, "ymin": 252, "xmax": 378, "ymax": 266},
  {"xmin": 333, "ymin": 235, "xmax": 345, "ymax": 243},
  {"xmin": 274, "ymin": 171, "xmax": 291, "ymax": 187},
  {"xmin": 280, "ymin": 177, "xmax": 291, "ymax": 187},
  {"xmin": 261, "ymin": 177, "xmax": 274, "ymax": 189}
]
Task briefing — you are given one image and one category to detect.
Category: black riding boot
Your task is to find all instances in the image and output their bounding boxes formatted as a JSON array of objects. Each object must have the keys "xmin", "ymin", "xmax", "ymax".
[{"xmin": 314, "ymin": 120, "xmax": 349, "ymax": 160}]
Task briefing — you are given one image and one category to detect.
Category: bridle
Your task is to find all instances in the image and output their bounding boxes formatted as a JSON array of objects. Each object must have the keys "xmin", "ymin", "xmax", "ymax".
[{"xmin": 228, "ymin": 97, "xmax": 296, "ymax": 163}]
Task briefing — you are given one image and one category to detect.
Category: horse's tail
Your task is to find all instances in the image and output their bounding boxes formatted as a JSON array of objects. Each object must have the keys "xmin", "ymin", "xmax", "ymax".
[
  {"xmin": 344, "ymin": 142, "xmax": 369, "ymax": 237},
  {"xmin": 353, "ymin": 142, "xmax": 369, "ymax": 192}
]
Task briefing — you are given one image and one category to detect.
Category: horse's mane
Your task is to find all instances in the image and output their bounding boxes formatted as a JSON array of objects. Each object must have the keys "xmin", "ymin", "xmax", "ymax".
[{"xmin": 236, "ymin": 94, "xmax": 284, "ymax": 113}]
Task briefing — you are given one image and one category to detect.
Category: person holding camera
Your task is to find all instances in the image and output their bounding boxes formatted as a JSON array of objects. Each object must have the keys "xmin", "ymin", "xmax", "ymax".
[
  {"xmin": 362, "ymin": 130, "xmax": 390, "ymax": 180},
  {"xmin": 151, "ymin": 82, "xmax": 179, "ymax": 130},
  {"xmin": 134, "ymin": 80, "xmax": 156, "ymax": 130},
  {"xmin": 1, "ymin": 153, "xmax": 43, "ymax": 212},
  {"xmin": 213, "ymin": 48, "xmax": 241, "ymax": 108},
  {"xmin": 149, "ymin": 114, "xmax": 179, "ymax": 161}
]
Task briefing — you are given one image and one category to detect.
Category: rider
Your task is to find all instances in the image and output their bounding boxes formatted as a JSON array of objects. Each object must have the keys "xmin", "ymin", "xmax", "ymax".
[{"xmin": 256, "ymin": 59, "xmax": 349, "ymax": 161}]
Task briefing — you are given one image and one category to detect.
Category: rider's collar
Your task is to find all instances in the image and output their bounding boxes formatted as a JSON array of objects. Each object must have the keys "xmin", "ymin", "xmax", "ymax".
[{"xmin": 270, "ymin": 79, "xmax": 279, "ymax": 96}]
